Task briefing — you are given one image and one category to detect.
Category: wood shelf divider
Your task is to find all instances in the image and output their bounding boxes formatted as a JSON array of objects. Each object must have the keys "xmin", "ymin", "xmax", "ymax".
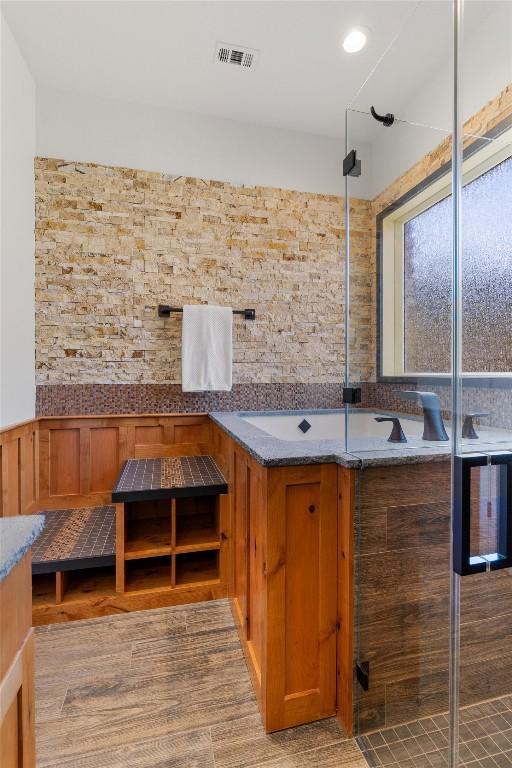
[
  {"xmin": 115, "ymin": 502, "xmax": 125, "ymax": 593},
  {"xmin": 171, "ymin": 498, "xmax": 177, "ymax": 549},
  {"xmin": 55, "ymin": 571, "xmax": 69, "ymax": 603}
]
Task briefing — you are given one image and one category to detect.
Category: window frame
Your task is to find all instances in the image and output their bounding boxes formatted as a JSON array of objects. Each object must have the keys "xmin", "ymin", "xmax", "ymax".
[{"xmin": 377, "ymin": 119, "xmax": 512, "ymax": 384}]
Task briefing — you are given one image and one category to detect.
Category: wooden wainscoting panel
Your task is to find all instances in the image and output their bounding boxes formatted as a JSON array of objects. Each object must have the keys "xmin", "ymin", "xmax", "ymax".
[
  {"xmin": 134, "ymin": 425, "xmax": 164, "ymax": 445},
  {"xmin": 174, "ymin": 422, "xmax": 210, "ymax": 445},
  {"xmin": 0, "ymin": 554, "xmax": 35, "ymax": 768},
  {"xmin": 1, "ymin": 440, "xmax": 19, "ymax": 516},
  {"xmin": 20, "ymin": 429, "xmax": 37, "ymax": 514},
  {"xmin": 90, "ymin": 428, "xmax": 119, "ymax": 492},
  {"xmin": 232, "ymin": 447, "xmax": 249, "ymax": 637},
  {"xmin": 0, "ymin": 420, "xmax": 40, "ymax": 516},
  {"xmin": 246, "ymin": 458, "xmax": 267, "ymax": 687},
  {"xmin": 1, "ymin": 697, "xmax": 18, "ymax": 768},
  {"xmin": 37, "ymin": 413, "xmax": 213, "ymax": 507},
  {"xmin": 49, "ymin": 428, "xmax": 80, "ymax": 497},
  {"xmin": 133, "ymin": 416, "xmax": 211, "ymax": 458},
  {"xmin": 284, "ymin": 481, "xmax": 321, "ymax": 696}
]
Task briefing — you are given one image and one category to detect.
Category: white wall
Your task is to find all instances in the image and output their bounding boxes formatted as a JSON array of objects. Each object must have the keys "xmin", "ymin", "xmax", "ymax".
[
  {"xmin": 0, "ymin": 14, "xmax": 36, "ymax": 427},
  {"xmin": 369, "ymin": 3, "xmax": 512, "ymax": 199},
  {"xmin": 36, "ymin": 87, "xmax": 372, "ymax": 199}
]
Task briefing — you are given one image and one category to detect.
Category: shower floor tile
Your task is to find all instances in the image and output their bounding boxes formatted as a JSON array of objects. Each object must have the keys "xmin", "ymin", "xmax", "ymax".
[{"xmin": 357, "ymin": 696, "xmax": 512, "ymax": 767}]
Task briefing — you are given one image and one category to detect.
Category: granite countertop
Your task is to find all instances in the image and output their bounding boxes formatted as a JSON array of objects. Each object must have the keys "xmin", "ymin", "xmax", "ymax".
[
  {"xmin": 209, "ymin": 409, "xmax": 453, "ymax": 469},
  {"xmin": 0, "ymin": 515, "xmax": 45, "ymax": 582}
]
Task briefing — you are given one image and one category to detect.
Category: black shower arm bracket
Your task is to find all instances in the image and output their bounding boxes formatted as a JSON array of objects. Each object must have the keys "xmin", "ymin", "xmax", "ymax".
[{"xmin": 370, "ymin": 106, "xmax": 395, "ymax": 127}]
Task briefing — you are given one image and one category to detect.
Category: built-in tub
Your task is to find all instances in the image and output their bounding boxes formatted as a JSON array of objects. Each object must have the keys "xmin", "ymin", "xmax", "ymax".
[
  {"xmin": 241, "ymin": 410, "xmax": 423, "ymax": 442},
  {"xmin": 240, "ymin": 409, "xmax": 512, "ymax": 449}
]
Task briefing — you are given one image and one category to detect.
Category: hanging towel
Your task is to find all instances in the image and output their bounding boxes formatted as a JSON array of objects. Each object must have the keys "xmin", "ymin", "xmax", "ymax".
[{"xmin": 181, "ymin": 305, "xmax": 233, "ymax": 392}]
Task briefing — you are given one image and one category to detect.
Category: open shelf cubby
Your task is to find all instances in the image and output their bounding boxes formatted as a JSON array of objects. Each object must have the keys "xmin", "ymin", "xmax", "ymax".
[
  {"xmin": 175, "ymin": 550, "xmax": 219, "ymax": 586},
  {"xmin": 63, "ymin": 566, "xmax": 116, "ymax": 602},
  {"xmin": 125, "ymin": 556, "xmax": 172, "ymax": 592},
  {"xmin": 32, "ymin": 573, "xmax": 56, "ymax": 607},
  {"xmin": 32, "ymin": 565, "xmax": 117, "ymax": 607},
  {"xmin": 125, "ymin": 499, "xmax": 172, "ymax": 559},
  {"xmin": 175, "ymin": 496, "xmax": 219, "ymax": 552}
]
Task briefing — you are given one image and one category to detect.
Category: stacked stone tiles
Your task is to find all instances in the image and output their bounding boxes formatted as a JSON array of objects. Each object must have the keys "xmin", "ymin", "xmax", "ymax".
[{"xmin": 35, "ymin": 161, "xmax": 373, "ymax": 387}]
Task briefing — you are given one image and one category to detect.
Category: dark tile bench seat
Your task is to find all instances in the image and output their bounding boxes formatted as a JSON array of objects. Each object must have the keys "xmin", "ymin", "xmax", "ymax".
[
  {"xmin": 32, "ymin": 506, "xmax": 116, "ymax": 575},
  {"xmin": 112, "ymin": 455, "xmax": 228, "ymax": 503}
]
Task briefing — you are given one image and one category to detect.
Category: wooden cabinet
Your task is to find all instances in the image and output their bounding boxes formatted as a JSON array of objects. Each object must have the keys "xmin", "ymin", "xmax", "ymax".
[
  {"xmin": 231, "ymin": 446, "xmax": 267, "ymax": 700},
  {"xmin": 266, "ymin": 463, "xmax": 338, "ymax": 730},
  {"xmin": 0, "ymin": 555, "xmax": 36, "ymax": 767},
  {"xmin": 216, "ymin": 428, "xmax": 353, "ymax": 733}
]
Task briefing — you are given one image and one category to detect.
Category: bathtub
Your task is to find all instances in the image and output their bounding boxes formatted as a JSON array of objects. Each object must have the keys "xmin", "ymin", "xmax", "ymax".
[
  {"xmin": 240, "ymin": 409, "xmax": 512, "ymax": 448},
  {"xmin": 241, "ymin": 410, "xmax": 424, "ymax": 442}
]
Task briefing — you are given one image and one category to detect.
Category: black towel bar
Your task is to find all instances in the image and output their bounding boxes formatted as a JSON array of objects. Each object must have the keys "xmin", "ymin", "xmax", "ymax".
[{"xmin": 158, "ymin": 305, "xmax": 255, "ymax": 320}]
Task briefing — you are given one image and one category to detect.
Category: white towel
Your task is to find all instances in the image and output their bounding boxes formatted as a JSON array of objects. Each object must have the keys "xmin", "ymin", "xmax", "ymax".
[{"xmin": 181, "ymin": 305, "xmax": 233, "ymax": 392}]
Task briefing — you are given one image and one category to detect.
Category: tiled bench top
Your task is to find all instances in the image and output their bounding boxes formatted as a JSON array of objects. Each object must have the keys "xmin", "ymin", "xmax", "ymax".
[
  {"xmin": 32, "ymin": 506, "xmax": 116, "ymax": 574},
  {"xmin": 112, "ymin": 455, "xmax": 228, "ymax": 502}
]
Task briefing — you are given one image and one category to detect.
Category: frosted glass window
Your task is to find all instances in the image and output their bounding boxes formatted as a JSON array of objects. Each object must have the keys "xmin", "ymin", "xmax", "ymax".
[{"xmin": 404, "ymin": 156, "xmax": 512, "ymax": 373}]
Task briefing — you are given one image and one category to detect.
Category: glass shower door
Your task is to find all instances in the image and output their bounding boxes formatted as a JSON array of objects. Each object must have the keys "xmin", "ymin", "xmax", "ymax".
[
  {"xmin": 346, "ymin": 103, "xmax": 455, "ymax": 768},
  {"xmin": 450, "ymin": 1, "xmax": 512, "ymax": 764},
  {"xmin": 343, "ymin": 5, "xmax": 456, "ymax": 765},
  {"xmin": 343, "ymin": 2, "xmax": 512, "ymax": 765}
]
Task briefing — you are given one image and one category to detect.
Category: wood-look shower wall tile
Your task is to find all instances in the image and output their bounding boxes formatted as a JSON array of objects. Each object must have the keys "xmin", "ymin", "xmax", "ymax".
[
  {"xmin": 356, "ymin": 461, "xmax": 449, "ymax": 732},
  {"xmin": 357, "ymin": 454, "xmax": 512, "ymax": 732},
  {"xmin": 358, "ymin": 462, "xmax": 451, "ymax": 512}
]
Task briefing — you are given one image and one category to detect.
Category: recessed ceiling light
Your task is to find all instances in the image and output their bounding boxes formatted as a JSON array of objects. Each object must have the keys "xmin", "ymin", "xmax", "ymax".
[{"xmin": 342, "ymin": 27, "xmax": 368, "ymax": 53}]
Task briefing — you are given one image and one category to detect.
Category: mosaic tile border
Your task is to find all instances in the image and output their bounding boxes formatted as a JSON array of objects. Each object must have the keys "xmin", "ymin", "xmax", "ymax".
[
  {"xmin": 36, "ymin": 383, "xmax": 345, "ymax": 417},
  {"xmin": 36, "ymin": 381, "xmax": 512, "ymax": 436}
]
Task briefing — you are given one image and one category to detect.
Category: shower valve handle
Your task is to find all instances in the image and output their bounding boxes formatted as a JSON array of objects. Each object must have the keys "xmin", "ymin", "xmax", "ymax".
[
  {"xmin": 462, "ymin": 413, "xmax": 489, "ymax": 440},
  {"xmin": 374, "ymin": 417, "xmax": 407, "ymax": 444}
]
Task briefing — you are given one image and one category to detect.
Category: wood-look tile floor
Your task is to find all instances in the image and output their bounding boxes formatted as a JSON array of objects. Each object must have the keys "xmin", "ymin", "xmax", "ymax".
[{"xmin": 35, "ymin": 599, "xmax": 368, "ymax": 768}]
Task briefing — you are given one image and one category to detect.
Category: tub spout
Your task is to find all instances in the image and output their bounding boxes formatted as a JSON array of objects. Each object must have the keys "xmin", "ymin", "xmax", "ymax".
[{"xmin": 394, "ymin": 390, "xmax": 449, "ymax": 442}]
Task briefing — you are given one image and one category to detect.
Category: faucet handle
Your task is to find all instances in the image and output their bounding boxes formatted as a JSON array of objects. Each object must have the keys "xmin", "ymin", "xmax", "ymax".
[
  {"xmin": 375, "ymin": 416, "xmax": 407, "ymax": 444},
  {"xmin": 462, "ymin": 412, "xmax": 489, "ymax": 440}
]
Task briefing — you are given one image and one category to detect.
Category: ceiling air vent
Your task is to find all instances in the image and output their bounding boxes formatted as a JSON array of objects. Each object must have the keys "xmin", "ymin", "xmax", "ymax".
[{"xmin": 214, "ymin": 42, "xmax": 258, "ymax": 69}]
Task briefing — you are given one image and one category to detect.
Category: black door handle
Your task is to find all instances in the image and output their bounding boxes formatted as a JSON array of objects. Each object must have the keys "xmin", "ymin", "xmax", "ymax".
[{"xmin": 453, "ymin": 452, "xmax": 512, "ymax": 576}]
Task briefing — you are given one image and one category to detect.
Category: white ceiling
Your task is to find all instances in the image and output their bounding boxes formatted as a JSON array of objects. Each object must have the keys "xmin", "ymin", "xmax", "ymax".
[{"xmin": 2, "ymin": 0, "xmax": 502, "ymax": 140}]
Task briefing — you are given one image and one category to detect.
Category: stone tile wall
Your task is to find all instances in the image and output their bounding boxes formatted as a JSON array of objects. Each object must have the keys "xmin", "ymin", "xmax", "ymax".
[{"xmin": 35, "ymin": 160, "xmax": 372, "ymax": 388}]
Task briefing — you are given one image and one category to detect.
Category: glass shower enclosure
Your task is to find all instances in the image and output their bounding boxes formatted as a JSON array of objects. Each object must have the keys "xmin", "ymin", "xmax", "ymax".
[{"xmin": 343, "ymin": 1, "xmax": 512, "ymax": 765}]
